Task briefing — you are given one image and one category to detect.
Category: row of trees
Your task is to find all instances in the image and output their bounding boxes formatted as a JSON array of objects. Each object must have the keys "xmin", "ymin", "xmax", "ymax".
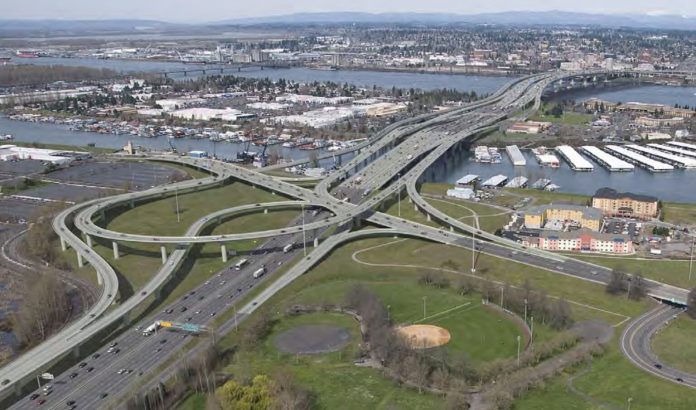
[
  {"xmin": 0, "ymin": 64, "xmax": 118, "ymax": 87},
  {"xmin": 606, "ymin": 270, "xmax": 648, "ymax": 300},
  {"xmin": 420, "ymin": 272, "xmax": 574, "ymax": 331}
]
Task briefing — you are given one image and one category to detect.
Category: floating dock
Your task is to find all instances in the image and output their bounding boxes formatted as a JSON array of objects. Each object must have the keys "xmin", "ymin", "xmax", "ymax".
[
  {"xmin": 536, "ymin": 153, "xmax": 560, "ymax": 168},
  {"xmin": 504, "ymin": 176, "xmax": 529, "ymax": 188},
  {"xmin": 628, "ymin": 144, "xmax": 696, "ymax": 168},
  {"xmin": 531, "ymin": 178, "xmax": 551, "ymax": 189},
  {"xmin": 555, "ymin": 145, "xmax": 594, "ymax": 171},
  {"xmin": 666, "ymin": 141, "xmax": 696, "ymax": 152},
  {"xmin": 505, "ymin": 145, "xmax": 527, "ymax": 166},
  {"xmin": 605, "ymin": 145, "xmax": 674, "ymax": 172},
  {"xmin": 481, "ymin": 174, "xmax": 508, "ymax": 188},
  {"xmin": 648, "ymin": 143, "xmax": 696, "ymax": 159},
  {"xmin": 581, "ymin": 146, "xmax": 634, "ymax": 172},
  {"xmin": 456, "ymin": 174, "xmax": 479, "ymax": 186}
]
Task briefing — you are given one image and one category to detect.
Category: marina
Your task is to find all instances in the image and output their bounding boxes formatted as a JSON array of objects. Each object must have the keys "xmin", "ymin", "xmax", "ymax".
[
  {"xmin": 626, "ymin": 144, "xmax": 696, "ymax": 169},
  {"xmin": 666, "ymin": 141, "xmax": 696, "ymax": 152},
  {"xmin": 531, "ymin": 178, "xmax": 552, "ymax": 189},
  {"xmin": 504, "ymin": 176, "xmax": 528, "ymax": 188},
  {"xmin": 505, "ymin": 145, "xmax": 526, "ymax": 166},
  {"xmin": 481, "ymin": 174, "xmax": 508, "ymax": 188},
  {"xmin": 580, "ymin": 146, "xmax": 635, "ymax": 172},
  {"xmin": 648, "ymin": 143, "xmax": 696, "ymax": 159},
  {"xmin": 555, "ymin": 145, "xmax": 594, "ymax": 171},
  {"xmin": 456, "ymin": 174, "xmax": 479, "ymax": 186},
  {"xmin": 605, "ymin": 145, "xmax": 674, "ymax": 172}
]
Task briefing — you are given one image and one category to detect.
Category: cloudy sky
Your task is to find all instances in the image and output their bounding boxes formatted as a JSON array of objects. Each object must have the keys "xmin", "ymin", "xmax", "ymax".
[{"xmin": 3, "ymin": 0, "xmax": 695, "ymax": 21}]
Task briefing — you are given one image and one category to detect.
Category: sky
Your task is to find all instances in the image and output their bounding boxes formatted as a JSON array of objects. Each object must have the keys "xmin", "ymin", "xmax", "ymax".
[{"xmin": 3, "ymin": 0, "xmax": 695, "ymax": 22}]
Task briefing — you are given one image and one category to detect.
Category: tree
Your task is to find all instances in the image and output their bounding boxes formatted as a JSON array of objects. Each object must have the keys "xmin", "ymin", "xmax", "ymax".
[
  {"xmin": 606, "ymin": 270, "xmax": 627, "ymax": 295},
  {"xmin": 628, "ymin": 274, "xmax": 647, "ymax": 300},
  {"xmin": 548, "ymin": 298, "xmax": 574, "ymax": 330},
  {"xmin": 688, "ymin": 288, "xmax": 696, "ymax": 319},
  {"xmin": 11, "ymin": 272, "xmax": 71, "ymax": 346},
  {"xmin": 216, "ymin": 375, "xmax": 274, "ymax": 410}
]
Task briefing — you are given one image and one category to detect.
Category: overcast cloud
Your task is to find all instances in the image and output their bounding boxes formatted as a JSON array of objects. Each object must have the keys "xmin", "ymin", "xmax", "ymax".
[{"xmin": 3, "ymin": 0, "xmax": 695, "ymax": 22}]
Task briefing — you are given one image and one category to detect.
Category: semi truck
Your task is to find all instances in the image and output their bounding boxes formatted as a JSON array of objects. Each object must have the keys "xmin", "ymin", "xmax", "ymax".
[
  {"xmin": 253, "ymin": 266, "xmax": 266, "ymax": 278},
  {"xmin": 283, "ymin": 244, "xmax": 293, "ymax": 253},
  {"xmin": 234, "ymin": 258, "xmax": 249, "ymax": 270}
]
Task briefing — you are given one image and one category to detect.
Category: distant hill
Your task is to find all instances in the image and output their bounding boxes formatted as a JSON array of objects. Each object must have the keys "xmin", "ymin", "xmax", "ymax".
[{"xmin": 216, "ymin": 11, "xmax": 696, "ymax": 30}]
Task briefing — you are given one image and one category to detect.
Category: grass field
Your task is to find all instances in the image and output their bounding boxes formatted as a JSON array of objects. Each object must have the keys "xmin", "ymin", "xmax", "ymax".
[
  {"xmin": 505, "ymin": 188, "xmax": 590, "ymax": 206},
  {"xmin": 424, "ymin": 197, "xmax": 511, "ymax": 233},
  {"xmin": 104, "ymin": 182, "xmax": 281, "ymax": 236},
  {"xmin": 662, "ymin": 202, "xmax": 696, "ymax": 227},
  {"xmin": 571, "ymin": 254, "xmax": 694, "ymax": 289},
  {"xmin": 652, "ymin": 314, "xmax": 696, "ymax": 375},
  {"xmin": 528, "ymin": 104, "xmax": 592, "ymax": 126},
  {"xmin": 383, "ymin": 195, "xmax": 442, "ymax": 228},
  {"xmin": 213, "ymin": 210, "xmax": 299, "ymax": 234}
]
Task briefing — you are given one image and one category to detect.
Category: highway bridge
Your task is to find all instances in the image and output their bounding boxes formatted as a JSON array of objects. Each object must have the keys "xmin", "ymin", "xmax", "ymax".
[{"xmin": 1, "ymin": 68, "xmax": 692, "ymax": 407}]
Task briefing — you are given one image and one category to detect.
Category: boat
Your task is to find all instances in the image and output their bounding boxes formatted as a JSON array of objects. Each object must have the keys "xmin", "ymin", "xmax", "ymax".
[
  {"xmin": 282, "ymin": 141, "xmax": 296, "ymax": 148},
  {"xmin": 474, "ymin": 146, "xmax": 492, "ymax": 163},
  {"xmin": 0, "ymin": 134, "xmax": 13, "ymax": 141}
]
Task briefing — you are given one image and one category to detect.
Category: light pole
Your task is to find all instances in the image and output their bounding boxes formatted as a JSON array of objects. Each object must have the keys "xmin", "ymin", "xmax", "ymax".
[
  {"xmin": 301, "ymin": 204, "xmax": 307, "ymax": 257},
  {"xmin": 471, "ymin": 231, "xmax": 476, "ymax": 273},
  {"xmin": 422, "ymin": 296, "xmax": 427, "ymax": 319},
  {"xmin": 387, "ymin": 305, "xmax": 391, "ymax": 322},
  {"xmin": 516, "ymin": 335, "xmax": 521, "ymax": 366},
  {"xmin": 500, "ymin": 287, "xmax": 504, "ymax": 308},
  {"xmin": 689, "ymin": 234, "xmax": 694, "ymax": 281},
  {"xmin": 524, "ymin": 298, "xmax": 528, "ymax": 324},
  {"xmin": 530, "ymin": 316, "xmax": 534, "ymax": 345},
  {"xmin": 175, "ymin": 187, "xmax": 180, "ymax": 223},
  {"xmin": 233, "ymin": 304, "xmax": 238, "ymax": 332},
  {"xmin": 627, "ymin": 397, "xmax": 633, "ymax": 410},
  {"xmin": 397, "ymin": 173, "xmax": 401, "ymax": 217}
]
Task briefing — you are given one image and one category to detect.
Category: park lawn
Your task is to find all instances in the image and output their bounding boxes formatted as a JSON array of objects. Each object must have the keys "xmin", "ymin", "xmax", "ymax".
[
  {"xmin": 220, "ymin": 311, "xmax": 445, "ymax": 410},
  {"xmin": 284, "ymin": 280, "xmax": 523, "ymax": 364},
  {"xmin": 104, "ymin": 182, "xmax": 281, "ymax": 236},
  {"xmin": 514, "ymin": 371, "xmax": 592, "ymax": 410},
  {"xmin": 652, "ymin": 314, "xmax": 696, "ymax": 374},
  {"xmin": 425, "ymin": 197, "xmax": 511, "ymax": 233},
  {"xmin": 571, "ymin": 254, "xmax": 693, "ymax": 290},
  {"xmin": 383, "ymin": 195, "xmax": 442, "ymax": 228},
  {"xmin": 10, "ymin": 141, "xmax": 117, "ymax": 155},
  {"xmin": 529, "ymin": 103, "xmax": 592, "ymax": 126},
  {"xmin": 505, "ymin": 188, "xmax": 590, "ymax": 206},
  {"xmin": 177, "ymin": 393, "xmax": 207, "ymax": 410},
  {"xmin": 212, "ymin": 210, "xmax": 299, "ymax": 234},
  {"xmin": 662, "ymin": 202, "xmax": 696, "ymax": 227}
]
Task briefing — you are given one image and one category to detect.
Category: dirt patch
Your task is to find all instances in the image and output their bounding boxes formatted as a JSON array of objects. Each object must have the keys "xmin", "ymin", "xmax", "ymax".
[
  {"xmin": 274, "ymin": 325, "xmax": 352, "ymax": 355},
  {"xmin": 571, "ymin": 320, "xmax": 614, "ymax": 344},
  {"xmin": 397, "ymin": 324, "xmax": 451, "ymax": 349}
]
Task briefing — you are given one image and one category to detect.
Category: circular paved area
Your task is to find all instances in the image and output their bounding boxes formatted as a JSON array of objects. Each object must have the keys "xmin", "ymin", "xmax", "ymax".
[{"xmin": 274, "ymin": 325, "xmax": 352, "ymax": 355}]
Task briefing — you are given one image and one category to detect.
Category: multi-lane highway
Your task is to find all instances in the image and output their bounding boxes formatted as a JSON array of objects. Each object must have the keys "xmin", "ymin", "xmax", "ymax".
[{"xmin": 3, "ymin": 68, "xmax": 694, "ymax": 407}]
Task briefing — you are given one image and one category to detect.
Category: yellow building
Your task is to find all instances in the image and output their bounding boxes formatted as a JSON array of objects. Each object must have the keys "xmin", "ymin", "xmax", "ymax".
[
  {"xmin": 524, "ymin": 204, "xmax": 602, "ymax": 231},
  {"xmin": 592, "ymin": 188, "xmax": 658, "ymax": 220}
]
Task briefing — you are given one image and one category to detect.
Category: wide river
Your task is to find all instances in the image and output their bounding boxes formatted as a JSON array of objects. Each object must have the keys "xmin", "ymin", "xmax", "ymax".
[{"xmin": 4, "ymin": 57, "xmax": 696, "ymax": 202}]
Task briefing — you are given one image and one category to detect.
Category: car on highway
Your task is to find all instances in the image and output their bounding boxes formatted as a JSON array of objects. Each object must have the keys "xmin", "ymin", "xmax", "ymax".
[
  {"xmin": 676, "ymin": 377, "xmax": 684, "ymax": 383},
  {"xmin": 654, "ymin": 363, "xmax": 663, "ymax": 369},
  {"xmin": 67, "ymin": 400, "xmax": 76, "ymax": 406},
  {"xmin": 100, "ymin": 393, "xmax": 108, "ymax": 399},
  {"xmin": 87, "ymin": 367, "xmax": 95, "ymax": 373},
  {"xmin": 69, "ymin": 372, "xmax": 78, "ymax": 379},
  {"xmin": 30, "ymin": 393, "xmax": 40, "ymax": 400},
  {"xmin": 92, "ymin": 353, "xmax": 100, "ymax": 359},
  {"xmin": 36, "ymin": 399, "xmax": 47, "ymax": 405},
  {"xmin": 78, "ymin": 362, "xmax": 87, "ymax": 368}
]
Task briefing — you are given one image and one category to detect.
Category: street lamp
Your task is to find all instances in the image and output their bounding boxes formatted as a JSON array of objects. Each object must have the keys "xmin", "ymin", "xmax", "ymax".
[
  {"xmin": 517, "ymin": 335, "xmax": 521, "ymax": 366},
  {"xmin": 301, "ymin": 204, "xmax": 307, "ymax": 256},
  {"xmin": 500, "ymin": 287, "xmax": 505, "ymax": 308},
  {"xmin": 524, "ymin": 298, "xmax": 528, "ymax": 324},
  {"xmin": 422, "ymin": 296, "xmax": 427, "ymax": 319},
  {"xmin": 627, "ymin": 397, "xmax": 633, "ymax": 410},
  {"xmin": 471, "ymin": 230, "xmax": 476, "ymax": 273},
  {"xmin": 397, "ymin": 173, "xmax": 402, "ymax": 217},
  {"xmin": 689, "ymin": 234, "xmax": 694, "ymax": 281}
]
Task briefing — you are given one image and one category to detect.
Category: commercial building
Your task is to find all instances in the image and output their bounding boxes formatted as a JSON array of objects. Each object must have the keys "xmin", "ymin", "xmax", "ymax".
[
  {"xmin": 0, "ymin": 145, "xmax": 84, "ymax": 165},
  {"xmin": 524, "ymin": 204, "xmax": 603, "ymax": 231},
  {"xmin": 446, "ymin": 186, "xmax": 475, "ymax": 200},
  {"xmin": 506, "ymin": 121, "xmax": 551, "ymax": 134},
  {"xmin": 538, "ymin": 229, "xmax": 634, "ymax": 254},
  {"xmin": 592, "ymin": 188, "xmax": 658, "ymax": 219}
]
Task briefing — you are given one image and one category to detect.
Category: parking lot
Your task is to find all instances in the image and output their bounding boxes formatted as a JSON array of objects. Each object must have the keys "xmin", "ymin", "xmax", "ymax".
[
  {"xmin": 602, "ymin": 219, "xmax": 641, "ymax": 240},
  {"xmin": 46, "ymin": 161, "xmax": 188, "ymax": 190}
]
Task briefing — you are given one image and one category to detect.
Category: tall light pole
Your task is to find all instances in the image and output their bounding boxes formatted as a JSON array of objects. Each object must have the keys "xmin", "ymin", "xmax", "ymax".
[
  {"xmin": 397, "ymin": 173, "xmax": 401, "ymax": 217},
  {"xmin": 471, "ymin": 231, "xmax": 476, "ymax": 273},
  {"xmin": 627, "ymin": 397, "xmax": 633, "ymax": 410},
  {"xmin": 524, "ymin": 298, "xmax": 528, "ymax": 324},
  {"xmin": 689, "ymin": 234, "xmax": 694, "ymax": 281},
  {"xmin": 516, "ymin": 335, "xmax": 521, "ymax": 366},
  {"xmin": 500, "ymin": 287, "xmax": 504, "ymax": 308},
  {"xmin": 530, "ymin": 316, "xmax": 534, "ymax": 345},
  {"xmin": 422, "ymin": 296, "xmax": 427, "ymax": 319},
  {"xmin": 233, "ymin": 304, "xmax": 238, "ymax": 332},
  {"xmin": 175, "ymin": 187, "xmax": 180, "ymax": 223},
  {"xmin": 301, "ymin": 204, "xmax": 307, "ymax": 256}
]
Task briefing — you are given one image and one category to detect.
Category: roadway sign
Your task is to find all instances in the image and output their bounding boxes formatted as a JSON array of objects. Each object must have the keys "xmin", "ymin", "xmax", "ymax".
[{"xmin": 41, "ymin": 373, "xmax": 54, "ymax": 380}]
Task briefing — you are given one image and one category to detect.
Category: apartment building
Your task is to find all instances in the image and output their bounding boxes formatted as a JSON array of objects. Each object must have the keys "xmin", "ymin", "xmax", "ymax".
[{"xmin": 592, "ymin": 188, "xmax": 658, "ymax": 219}]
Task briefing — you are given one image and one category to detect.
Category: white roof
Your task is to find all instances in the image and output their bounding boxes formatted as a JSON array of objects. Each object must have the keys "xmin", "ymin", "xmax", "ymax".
[
  {"xmin": 581, "ymin": 146, "xmax": 634, "ymax": 171},
  {"xmin": 605, "ymin": 145, "xmax": 674, "ymax": 171},
  {"xmin": 627, "ymin": 144, "xmax": 696, "ymax": 168},
  {"xmin": 555, "ymin": 145, "xmax": 594, "ymax": 170}
]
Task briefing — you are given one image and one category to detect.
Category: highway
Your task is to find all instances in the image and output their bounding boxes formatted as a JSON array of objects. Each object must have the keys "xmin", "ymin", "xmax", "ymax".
[
  {"xmin": 620, "ymin": 304, "xmax": 696, "ymax": 389},
  {"xmin": 3, "ymin": 68, "xmax": 693, "ymax": 406}
]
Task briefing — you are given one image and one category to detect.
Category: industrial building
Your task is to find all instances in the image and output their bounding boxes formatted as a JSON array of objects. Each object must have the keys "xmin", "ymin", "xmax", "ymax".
[
  {"xmin": 592, "ymin": 188, "xmax": 658, "ymax": 219},
  {"xmin": 0, "ymin": 145, "xmax": 82, "ymax": 165},
  {"xmin": 524, "ymin": 204, "xmax": 603, "ymax": 231}
]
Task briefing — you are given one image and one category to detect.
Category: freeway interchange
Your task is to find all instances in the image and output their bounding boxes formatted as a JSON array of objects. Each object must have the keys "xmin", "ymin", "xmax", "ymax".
[{"xmin": 2, "ymin": 68, "xmax": 694, "ymax": 407}]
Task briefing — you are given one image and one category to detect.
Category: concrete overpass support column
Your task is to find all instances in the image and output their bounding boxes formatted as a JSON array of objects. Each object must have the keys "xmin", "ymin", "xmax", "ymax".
[
  {"xmin": 97, "ymin": 271, "xmax": 103, "ymax": 286},
  {"xmin": 112, "ymin": 241, "xmax": 120, "ymax": 260},
  {"xmin": 77, "ymin": 252, "xmax": 84, "ymax": 268},
  {"xmin": 72, "ymin": 345, "xmax": 80, "ymax": 359},
  {"xmin": 221, "ymin": 245, "xmax": 228, "ymax": 263},
  {"xmin": 85, "ymin": 234, "xmax": 93, "ymax": 248},
  {"xmin": 353, "ymin": 217, "xmax": 361, "ymax": 229},
  {"xmin": 264, "ymin": 208, "xmax": 268, "ymax": 214},
  {"xmin": 408, "ymin": 197, "xmax": 412, "ymax": 203},
  {"xmin": 427, "ymin": 214, "xmax": 431, "ymax": 222},
  {"xmin": 414, "ymin": 204, "xmax": 418, "ymax": 212},
  {"xmin": 313, "ymin": 237, "xmax": 319, "ymax": 248},
  {"xmin": 160, "ymin": 246, "xmax": 167, "ymax": 264},
  {"xmin": 60, "ymin": 237, "xmax": 67, "ymax": 252},
  {"xmin": 100, "ymin": 209, "xmax": 105, "ymax": 221},
  {"xmin": 450, "ymin": 226, "xmax": 454, "ymax": 232},
  {"xmin": 129, "ymin": 199, "xmax": 135, "ymax": 209}
]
